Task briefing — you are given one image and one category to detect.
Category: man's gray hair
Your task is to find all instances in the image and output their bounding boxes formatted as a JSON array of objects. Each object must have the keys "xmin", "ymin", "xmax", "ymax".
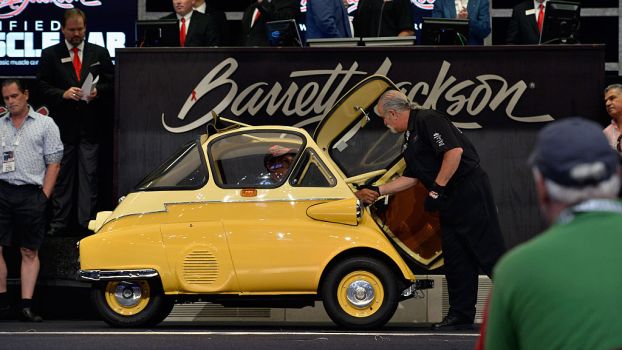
[
  {"xmin": 379, "ymin": 90, "xmax": 421, "ymax": 112},
  {"xmin": 533, "ymin": 168, "xmax": 621, "ymax": 204},
  {"xmin": 604, "ymin": 84, "xmax": 622, "ymax": 94}
]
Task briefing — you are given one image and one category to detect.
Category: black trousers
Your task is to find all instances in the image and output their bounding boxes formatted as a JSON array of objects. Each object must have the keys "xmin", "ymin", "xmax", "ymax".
[
  {"xmin": 439, "ymin": 167, "xmax": 506, "ymax": 321},
  {"xmin": 50, "ymin": 140, "xmax": 99, "ymax": 231}
]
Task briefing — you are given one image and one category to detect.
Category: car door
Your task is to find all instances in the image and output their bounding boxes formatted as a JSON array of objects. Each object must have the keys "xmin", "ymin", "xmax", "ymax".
[
  {"xmin": 207, "ymin": 128, "xmax": 357, "ymax": 293},
  {"xmin": 313, "ymin": 75, "xmax": 443, "ymax": 271}
]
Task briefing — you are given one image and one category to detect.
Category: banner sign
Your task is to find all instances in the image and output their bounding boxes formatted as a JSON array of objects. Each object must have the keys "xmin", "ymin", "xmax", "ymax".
[
  {"xmin": 116, "ymin": 46, "xmax": 604, "ymax": 246},
  {"xmin": 0, "ymin": 0, "xmax": 137, "ymax": 76}
]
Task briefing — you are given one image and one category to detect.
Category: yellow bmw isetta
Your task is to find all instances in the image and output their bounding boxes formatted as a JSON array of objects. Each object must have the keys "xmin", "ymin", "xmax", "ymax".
[{"xmin": 78, "ymin": 75, "xmax": 442, "ymax": 329}]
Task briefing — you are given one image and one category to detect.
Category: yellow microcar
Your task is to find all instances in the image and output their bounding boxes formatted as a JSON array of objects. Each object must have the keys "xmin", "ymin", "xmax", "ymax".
[{"xmin": 78, "ymin": 75, "xmax": 442, "ymax": 329}]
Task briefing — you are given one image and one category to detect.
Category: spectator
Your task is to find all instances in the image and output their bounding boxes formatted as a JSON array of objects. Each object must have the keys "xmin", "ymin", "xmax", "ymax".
[
  {"xmin": 352, "ymin": 0, "xmax": 414, "ymax": 37},
  {"xmin": 37, "ymin": 8, "xmax": 114, "ymax": 236},
  {"xmin": 506, "ymin": 0, "xmax": 546, "ymax": 44},
  {"xmin": 482, "ymin": 117, "xmax": 622, "ymax": 349},
  {"xmin": 241, "ymin": 0, "xmax": 300, "ymax": 46},
  {"xmin": 355, "ymin": 89, "xmax": 505, "ymax": 330},
  {"xmin": 432, "ymin": 0, "xmax": 491, "ymax": 45},
  {"xmin": 306, "ymin": 0, "xmax": 352, "ymax": 39},
  {"xmin": 603, "ymin": 84, "xmax": 622, "ymax": 154},
  {"xmin": 0, "ymin": 79, "xmax": 63, "ymax": 322},
  {"xmin": 162, "ymin": 0, "xmax": 223, "ymax": 47}
]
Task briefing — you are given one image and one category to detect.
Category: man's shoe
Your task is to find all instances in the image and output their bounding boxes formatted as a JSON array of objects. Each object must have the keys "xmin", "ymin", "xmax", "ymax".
[
  {"xmin": 431, "ymin": 315, "xmax": 473, "ymax": 330},
  {"xmin": 19, "ymin": 307, "xmax": 43, "ymax": 322}
]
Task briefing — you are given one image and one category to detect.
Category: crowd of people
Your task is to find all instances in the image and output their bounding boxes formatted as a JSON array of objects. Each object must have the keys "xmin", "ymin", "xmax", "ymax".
[
  {"xmin": 162, "ymin": 0, "xmax": 554, "ymax": 47},
  {"xmin": 0, "ymin": 2, "xmax": 620, "ymax": 342}
]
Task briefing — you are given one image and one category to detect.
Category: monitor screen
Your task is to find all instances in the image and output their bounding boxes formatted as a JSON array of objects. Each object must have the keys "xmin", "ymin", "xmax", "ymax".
[
  {"xmin": 136, "ymin": 20, "xmax": 179, "ymax": 47},
  {"xmin": 539, "ymin": 1, "xmax": 581, "ymax": 44},
  {"xmin": 420, "ymin": 17, "xmax": 469, "ymax": 45},
  {"xmin": 265, "ymin": 19, "xmax": 303, "ymax": 47}
]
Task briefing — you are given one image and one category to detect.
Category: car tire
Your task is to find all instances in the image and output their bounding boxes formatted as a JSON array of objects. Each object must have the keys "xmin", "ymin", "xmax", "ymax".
[
  {"xmin": 321, "ymin": 257, "xmax": 399, "ymax": 329},
  {"xmin": 91, "ymin": 279, "xmax": 174, "ymax": 328}
]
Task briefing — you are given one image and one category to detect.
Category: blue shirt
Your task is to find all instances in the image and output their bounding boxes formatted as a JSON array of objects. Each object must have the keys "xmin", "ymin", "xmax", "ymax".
[{"xmin": 0, "ymin": 106, "xmax": 63, "ymax": 186}]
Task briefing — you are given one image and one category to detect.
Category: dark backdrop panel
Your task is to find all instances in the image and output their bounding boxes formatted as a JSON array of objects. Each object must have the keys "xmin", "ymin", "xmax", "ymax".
[{"xmin": 116, "ymin": 45, "xmax": 604, "ymax": 248}]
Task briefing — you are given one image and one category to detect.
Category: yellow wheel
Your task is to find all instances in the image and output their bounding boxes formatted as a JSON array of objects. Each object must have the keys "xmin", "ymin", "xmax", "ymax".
[
  {"xmin": 336, "ymin": 271, "xmax": 385, "ymax": 318},
  {"xmin": 322, "ymin": 257, "xmax": 399, "ymax": 329},
  {"xmin": 92, "ymin": 279, "xmax": 174, "ymax": 328},
  {"xmin": 104, "ymin": 281, "xmax": 151, "ymax": 316}
]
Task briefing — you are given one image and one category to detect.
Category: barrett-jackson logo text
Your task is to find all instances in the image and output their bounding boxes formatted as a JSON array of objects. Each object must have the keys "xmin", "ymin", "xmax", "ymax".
[{"xmin": 162, "ymin": 57, "xmax": 553, "ymax": 133}]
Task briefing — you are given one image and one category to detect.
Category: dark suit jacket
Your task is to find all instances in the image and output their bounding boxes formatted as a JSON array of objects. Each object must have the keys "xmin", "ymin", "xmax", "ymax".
[
  {"xmin": 431, "ymin": 0, "xmax": 491, "ymax": 45},
  {"xmin": 36, "ymin": 42, "xmax": 114, "ymax": 143},
  {"xmin": 506, "ymin": 0, "xmax": 540, "ymax": 44},
  {"xmin": 161, "ymin": 10, "xmax": 223, "ymax": 46},
  {"xmin": 240, "ymin": 0, "xmax": 300, "ymax": 46},
  {"xmin": 305, "ymin": 0, "xmax": 352, "ymax": 39}
]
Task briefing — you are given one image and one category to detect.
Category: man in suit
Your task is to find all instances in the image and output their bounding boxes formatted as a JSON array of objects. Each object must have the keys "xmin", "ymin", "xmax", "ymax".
[
  {"xmin": 36, "ymin": 8, "xmax": 114, "ymax": 236},
  {"xmin": 352, "ymin": 0, "xmax": 414, "ymax": 37},
  {"xmin": 431, "ymin": 0, "xmax": 491, "ymax": 45},
  {"xmin": 305, "ymin": 0, "xmax": 352, "ymax": 39},
  {"xmin": 240, "ymin": 0, "xmax": 300, "ymax": 46},
  {"xmin": 161, "ymin": 0, "xmax": 222, "ymax": 47},
  {"xmin": 506, "ymin": 0, "xmax": 546, "ymax": 44}
]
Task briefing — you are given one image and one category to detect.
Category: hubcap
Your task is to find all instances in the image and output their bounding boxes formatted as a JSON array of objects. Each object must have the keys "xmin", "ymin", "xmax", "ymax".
[
  {"xmin": 346, "ymin": 280, "xmax": 375, "ymax": 308},
  {"xmin": 114, "ymin": 282, "xmax": 143, "ymax": 307}
]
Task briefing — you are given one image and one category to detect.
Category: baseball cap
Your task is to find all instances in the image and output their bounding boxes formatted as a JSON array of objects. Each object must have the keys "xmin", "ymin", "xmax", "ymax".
[{"xmin": 529, "ymin": 117, "xmax": 619, "ymax": 187}]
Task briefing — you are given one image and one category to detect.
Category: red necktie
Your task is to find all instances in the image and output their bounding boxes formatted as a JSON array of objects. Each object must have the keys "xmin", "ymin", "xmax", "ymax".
[
  {"xmin": 180, "ymin": 18, "xmax": 187, "ymax": 47},
  {"xmin": 251, "ymin": 8, "xmax": 261, "ymax": 28},
  {"xmin": 72, "ymin": 47, "xmax": 82, "ymax": 82},
  {"xmin": 537, "ymin": 3, "xmax": 544, "ymax": 33}
]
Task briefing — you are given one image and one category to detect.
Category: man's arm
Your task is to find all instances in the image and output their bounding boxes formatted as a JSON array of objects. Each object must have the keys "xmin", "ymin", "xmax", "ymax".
[
  {"xmin": 434, "ymin": 147, "xmax": 463, "ymax": 186},
  {"xmin": 468, "ymin": 0, "xmax": 491, "ymax": 42},
  {"xmin": 42, "ymin": 163, "xmax": 60, "ymax": 199},
  {"xmin": 355, "ymin": 176, "xmax": 418, "ymax": 205}
]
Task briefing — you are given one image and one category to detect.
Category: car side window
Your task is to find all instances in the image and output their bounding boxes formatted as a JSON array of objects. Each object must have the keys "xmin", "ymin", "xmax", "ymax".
[
  {"xmin": 290, "ymin": 149, "xmax": 337, "ymax": 187},
  {"xmin": 209, "ymin": 131, "xmax": 305, "ymax": 188},
  {"xmin": 135, "ymin": 139, "xmax": 208, "ymax": 191}
]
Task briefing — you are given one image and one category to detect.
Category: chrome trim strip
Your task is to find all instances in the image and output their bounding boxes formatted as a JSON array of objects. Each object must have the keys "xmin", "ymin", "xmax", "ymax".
[
  {"xmin": 103, "ymin": 197, "xmax": 349, "ymax": 226},
  {"xmin": 77, "ymin": 269, "xmax": 159, "ymax": 282}
]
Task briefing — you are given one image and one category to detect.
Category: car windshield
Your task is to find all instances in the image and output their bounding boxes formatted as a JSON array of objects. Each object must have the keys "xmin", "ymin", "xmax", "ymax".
[{"xmin": 134, "ymin": 139, "xmax": 207, "ymax": 191}]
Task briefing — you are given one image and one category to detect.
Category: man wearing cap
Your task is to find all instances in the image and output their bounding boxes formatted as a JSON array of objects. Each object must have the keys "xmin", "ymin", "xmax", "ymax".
[
  {"xmin": 355, "ymin": 89, "xmax": 506, "ymax": 330},
  {"xmin": 481, "ymin": 117, "xmax": 622, "ymax": 349}
]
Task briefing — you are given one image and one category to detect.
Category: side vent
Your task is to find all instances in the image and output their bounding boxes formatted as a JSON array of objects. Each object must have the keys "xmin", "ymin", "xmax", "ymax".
[{"xmin": 183, "ymin": 250, "xmax": 218, "ymax": 285}]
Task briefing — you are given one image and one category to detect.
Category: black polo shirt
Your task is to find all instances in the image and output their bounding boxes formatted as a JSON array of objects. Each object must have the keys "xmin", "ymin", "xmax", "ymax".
[{"xmin": 402, "ymin": 109, "xmax": 480, "ymax": 189}]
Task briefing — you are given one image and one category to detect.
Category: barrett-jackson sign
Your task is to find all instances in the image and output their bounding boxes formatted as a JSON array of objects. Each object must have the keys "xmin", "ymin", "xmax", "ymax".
[{"xmin": 116, "ymin": 46, "xmax": 604, "ymax": 247}]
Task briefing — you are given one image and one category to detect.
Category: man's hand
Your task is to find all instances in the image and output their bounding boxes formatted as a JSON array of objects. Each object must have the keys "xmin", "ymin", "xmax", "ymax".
[
  {"xmin": 86, "ymin": 87, "xmax": 98, "ymax": 102},
  {"xmin": 355, "ymin": 185, "xmax": 380, "ymax": 205},
  {"xmin": 424, "ymin": 182, "xmax": 447, "ymax": 212},
  {"xmin": 458, "ymin": 7, "xmax": 468, "ymax": 19},
  {"xmin": 63, "ymin": 87, "xmax": 83, "ymax": 101}
]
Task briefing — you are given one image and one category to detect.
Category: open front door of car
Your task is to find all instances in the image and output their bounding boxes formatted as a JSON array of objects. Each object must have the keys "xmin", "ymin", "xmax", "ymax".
[{"xmin": 313, "ymin": 75, "xmax": 443, "ymax": 271}]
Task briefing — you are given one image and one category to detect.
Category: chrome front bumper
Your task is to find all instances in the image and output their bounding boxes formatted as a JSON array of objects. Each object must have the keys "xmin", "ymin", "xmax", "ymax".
[{"xmin": 77, "ymin": 269, "xmax": 159, "ymax": 282}]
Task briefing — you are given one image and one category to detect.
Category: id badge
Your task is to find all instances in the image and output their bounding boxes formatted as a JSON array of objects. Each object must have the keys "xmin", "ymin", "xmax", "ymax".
[{"xmin": 2, "ymin": 151, "xmax": 15, "ymax": 173}]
